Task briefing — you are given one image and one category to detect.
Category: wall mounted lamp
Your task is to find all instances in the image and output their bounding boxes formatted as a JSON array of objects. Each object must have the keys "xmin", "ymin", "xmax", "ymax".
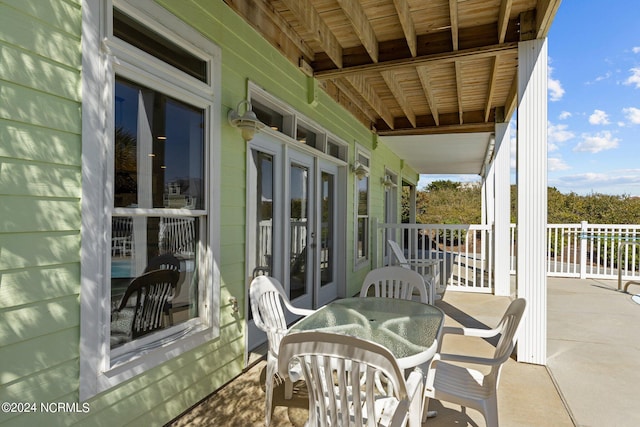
[
  {"xmin": 228, "ymin": 100, "xmax": 265, "ymax": 141},
  {"xmin": 381, "ymin": 175, "xmax": 397, "ymax": 189},
  {"xmin": 351, "ymin": 162, "xmax": 369, "ymax": 180}
]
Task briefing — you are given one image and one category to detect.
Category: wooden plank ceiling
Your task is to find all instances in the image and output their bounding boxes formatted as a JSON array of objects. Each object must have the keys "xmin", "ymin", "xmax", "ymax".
[{"xmin": 225, "ymin": 0, "xmax": 561, "ymax": 136}]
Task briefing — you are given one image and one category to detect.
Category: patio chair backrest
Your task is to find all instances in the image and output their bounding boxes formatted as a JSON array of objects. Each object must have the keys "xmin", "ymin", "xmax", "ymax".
[
  {"xmin": 360, "ymin": 266, "xmax": 428, "ymax": 304},
  {"xmin": 279, "ymin": 331, "xmax": 422, "ymax": 427}
]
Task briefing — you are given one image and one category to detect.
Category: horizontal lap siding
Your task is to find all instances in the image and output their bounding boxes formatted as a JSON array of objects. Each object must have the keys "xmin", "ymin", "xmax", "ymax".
[{"xmin": 0, "ymin": 0, "xmax": 82, "ymax": 426}]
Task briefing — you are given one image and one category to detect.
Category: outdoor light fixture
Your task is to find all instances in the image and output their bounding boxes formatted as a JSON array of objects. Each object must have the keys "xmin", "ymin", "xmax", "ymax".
[
  {"xmin": 228, "ymin": 100, "xmax": 265, "ymax": 141},
  {"xmin": 381, "ymin": 175, "xmax": 397, "ymax": 189},
  {"xmin": 351, "ymin": 162, "xmax": 369, "ymax": 179}
]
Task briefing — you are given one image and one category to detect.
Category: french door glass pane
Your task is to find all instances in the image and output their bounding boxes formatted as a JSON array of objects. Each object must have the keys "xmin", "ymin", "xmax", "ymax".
[
  {"xmin": 289, "ymin": 164, "xmax": 309, "ymax": 300},
  {"xmin": 320, "ymin": 172, "xmax": 334, "ymax": 286}
]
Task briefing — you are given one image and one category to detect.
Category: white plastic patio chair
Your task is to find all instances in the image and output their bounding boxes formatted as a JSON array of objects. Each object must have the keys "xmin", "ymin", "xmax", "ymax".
[
  {"xmin": 360, "ymin": 266, "xmax": 430, "ymax": 304},
  {"xmin": 422, "ymin": 298, "xmax": 527, "ymax": 426},
  {"xmin": 387, "ymin": 240, "xmax": 439, "ymax": 304},
  {"xmin": 249, "ymin": 275, "xmax": 315, "ymax": 427},
  {"xmin": 278, "ymin": 331, "xmax": 424, "ymax": 427}
]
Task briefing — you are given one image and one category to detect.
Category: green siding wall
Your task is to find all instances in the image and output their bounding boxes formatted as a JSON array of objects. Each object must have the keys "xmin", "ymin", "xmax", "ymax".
[
  {"xmin": 0, "ymin": 0, "xmax": 83, "ymax": 426},
  {"xmin": 0, "ymin": 0, "xmax": 417, "ymax": 425}
]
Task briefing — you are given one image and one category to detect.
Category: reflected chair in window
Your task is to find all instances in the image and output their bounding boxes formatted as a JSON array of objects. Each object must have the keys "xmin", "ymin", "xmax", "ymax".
[
  {"xmin": 110, "ymin": 269, "xmax": 180, "ymax": 347},
  {"xmin": 422, "ymin": 298, "xmax": 526, "ymax": 426},
  {"xmin": 249, "ymin": 275, "xmax": 315, "ymax": 427},
  {"xmin": 387, "ymin": 239, "xmax": 440, "ymax": 304},
  {"xmin": 144, "ymin": 253, "xmax": 182, "ymax": 325},
  {"xmin": 360, "ymin": 266, "xmax": 429, "ymax": 304},
  {"xmin": 279, "ymin": 331, "xmax": 424, "ymax": 427}
]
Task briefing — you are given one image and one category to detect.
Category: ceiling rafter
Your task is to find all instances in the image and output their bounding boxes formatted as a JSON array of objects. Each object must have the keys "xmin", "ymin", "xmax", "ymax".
[
  {"xmin": 314, "ymin": 43, "xmax": 518, "ymax": 80},
  {"xmin": 392, "ymin": 0, "xmax": 417, "ymax": 57},
  {"xmin": 381, "ymin": 71, "xmax": 416, "ymax": 127},
  {"xmin": 485, "ymin": 55, "xmax": 499, "ymax": 122},
  {"xmin": 336, "ymin": 0, "xmax": 378, "ymax": 63},
  {"xmin": 449, "ymin": 0, "xmax": 459, "ymax": 51},
  {"xmin": 454, "ymin": 61, "xmax": 463, "ymax": 124},
  {"xmin": 416, "ymin": 65, "xmax": 439, "ymax": 126},
  {"xmin": 498, "ymin": 0, "xmax": 513, "ymax": 43},
  {"xmin": 332, "ymin": 78, "xmax": 378, "ymax": 123},
  {"xmin": 279, "ymin": 0, "xmax": 343, "ymax": 68},
  {"xmin": 344, "ymin": 74, "xmax": 395, "ymax": 129}
]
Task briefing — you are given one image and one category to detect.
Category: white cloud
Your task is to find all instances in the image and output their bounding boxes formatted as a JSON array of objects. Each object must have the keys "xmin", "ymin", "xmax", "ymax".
[
  {"xmin": 633, "ymin": 47, "xmax": 640, "ymax": 54},
  {"xmin": 547, "ymin": 122, "xmax": 574, "ymax": 152},
  {"xmin": 588, "ymin": 109, "xmax": 610, "ymax": 125},
  {"xmin": 573, "ymin": 131, "xmax": 620, "ymax": 153},
  {"xmin": 623, "ymin": 107, "xmax": 640, "ymax": 124},
  {"xmin": 548, "ymin": 157, "xmax": 570, "ymax": 171},
  {"xmin": 558, "ymin": 111, "xmax": 572, "ymax": 120},
  {"xmin": 548, "ymin": 66, "xmax": 564, "ymax": 101},
  {"xmin": 551, "ymin": 169, "xmax": 640, "ymax": 196},
  {"xmin": 625, "ymin": 67, "xmax": 640, "ymax": 88}
]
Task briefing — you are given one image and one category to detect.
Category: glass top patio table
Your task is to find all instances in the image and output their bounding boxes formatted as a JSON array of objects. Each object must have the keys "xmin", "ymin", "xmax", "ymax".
[{"xmin": 288, "ymin": 297, "xmax": 445, "ymax": 370}]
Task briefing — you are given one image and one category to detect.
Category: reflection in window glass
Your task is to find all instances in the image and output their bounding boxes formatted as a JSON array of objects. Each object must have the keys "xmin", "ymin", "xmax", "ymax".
[
  {"xmin": 114, "ymin": 78, "xmax": 204, "ymax": 210},
  {"xmin": 252, "ymin": 100, "xmax": 284, "ymax": 132},
  {"xmin": 356, "ymin": 159, "xmax": 369, "ymax": 261},
  {"xmin": 110, "ymin": 216, "xmax": 199, "ymax": 349},
  {"xmin": 254, "ymin": 151, "xmax": 274, "ymax": 277}
]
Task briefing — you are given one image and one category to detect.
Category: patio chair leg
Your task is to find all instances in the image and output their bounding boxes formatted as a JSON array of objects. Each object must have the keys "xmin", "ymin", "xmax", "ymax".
[{"xmin": 284, "ymin": 377, "xmax": 293, "ymax": 400}]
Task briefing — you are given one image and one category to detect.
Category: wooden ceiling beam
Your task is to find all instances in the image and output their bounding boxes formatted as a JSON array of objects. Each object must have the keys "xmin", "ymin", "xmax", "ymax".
[
  {"xmin": 485, "ymin": 55, "xmax": 499, "ymax": 122},
  {"xmin": 392, "ymin": 0, "xmax": 417, "ymax": 57},
  {"xmin": 449, "ymin": 0, "xmax": 459, "ymax": 51},
  {"xmin": 315, "ymin": 42, "xmax": 518, "ymax": 80},
  {"xmin": 504, "ymin": 72, "xmax": 518, "ymax": 121},
  {"xmin": 416, "ymin": 66, "xmax": 439, "ymax": 126},
  {"xmin": 381, "ymin": 71, "xmax": 416, "ymax": 128},
  {"xmin": 344, "ymin": 75, "xmax": 395, "ymax": 129},
  {"xmin": 536, "ymin": 0, "xmax": 562, "ymax": 38},
  {"xmin": 223, "ymin": 0, "xmax": 315, "ymax": 63},
  {"xmin": 498, "ymin": 0, "xmax": 513, "ymax": 43},
  {"xmin": 279, "ymin": 0, "xmax": 343, "ymax": 68},
  {"xmin": 455, "ymin": 61, "xmax": 463, "ymax": 124},
  {"xmin": 336, "ymin": 0, "xmax": 378, "ymax": 63},
  {"xmin": 378, "ymin": 121, "xmax": 496, "ymax": 136}
]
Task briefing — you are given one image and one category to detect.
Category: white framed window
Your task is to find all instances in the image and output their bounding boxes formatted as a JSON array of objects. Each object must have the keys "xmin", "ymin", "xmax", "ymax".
[
  {"xmin": 354, "ymin": 147, "xmax": 370, "ymax": 268},
  {"xmin": 80, "ymin": 0, "xmax": 221, "ymax": 399}
]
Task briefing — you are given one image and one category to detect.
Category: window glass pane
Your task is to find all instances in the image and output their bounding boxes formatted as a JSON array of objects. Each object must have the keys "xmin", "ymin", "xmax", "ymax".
[
  {"xmin": 357, "ymin": 217, "xmax": 367, "ymax": 259},
  {"xmin": 296, "ymin": 124, "xmax": 318, "ymax": 149},
  {"xmin": 252, "ymin": 100, "xmax": 284, "ymax": 132},
  {"xmin": 327, "ymin": 140, "xmax": 342, "ymax": 159},
  {"xmin": 113, "ymin": 9, "xmax": 207, "ymax": 83},
  {"xmin": 115, "ymin": 78, "xmax": 205, "ymax": 209},
  {"xmin": 110, "ymin": 216, "xmax": 199, "ymax": 349},
  {"xmin": 254, "ymin": 151, "xmax": 274, "ymax": 277},
  {"xmin": 357, "ymin": 175, "xmax": 369, "ymax": 215}
]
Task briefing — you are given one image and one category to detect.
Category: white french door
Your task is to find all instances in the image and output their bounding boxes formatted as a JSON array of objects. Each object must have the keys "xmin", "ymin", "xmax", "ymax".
[{"xmin": 247, "ymin": 136, "xmax": 340, "ymax": 350}]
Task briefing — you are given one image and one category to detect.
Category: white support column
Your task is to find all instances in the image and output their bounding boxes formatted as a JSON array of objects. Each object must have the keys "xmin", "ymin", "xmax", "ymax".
[
  {"xmin": 516, "ymin": 38, "xmax": 548, "ymax": 365},
  {"xmin": 494, "ymin": 122, "xmax": 511, "ymax": 296}
]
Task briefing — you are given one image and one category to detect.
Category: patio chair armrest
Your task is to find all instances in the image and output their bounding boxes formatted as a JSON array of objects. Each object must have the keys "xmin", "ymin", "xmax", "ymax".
[
  {"xmin": 438, "ymin": 352, "xmax": 503, "ymax": 367},
  {"xmin": 441, "ymin": 325, "xmax": 501, "ymax": 339},
  {"xmin": 286, "ymin": 306, "xmax": 315, "ymax": 317}
]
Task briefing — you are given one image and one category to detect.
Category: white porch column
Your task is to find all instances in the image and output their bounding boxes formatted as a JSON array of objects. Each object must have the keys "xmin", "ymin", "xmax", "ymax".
[
  {"xmin": 494, "ymin": 121, "xmax": 511, "ymax": 296},
  {"xmin": 517, "ymin": 38, "xmax": 548, "ymax": 365}
]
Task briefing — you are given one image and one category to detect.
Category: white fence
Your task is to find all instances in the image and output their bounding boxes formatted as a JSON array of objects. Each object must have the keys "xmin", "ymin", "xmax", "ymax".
[{"xmin": 378, "ymin": 221, "xmax": 640, "ymax": 293}]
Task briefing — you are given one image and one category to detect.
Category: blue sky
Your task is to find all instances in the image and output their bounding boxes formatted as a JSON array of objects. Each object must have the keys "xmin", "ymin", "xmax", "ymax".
[{"xmin": 419, "ymin": 1, "xmax": 640, "ymax": 197}]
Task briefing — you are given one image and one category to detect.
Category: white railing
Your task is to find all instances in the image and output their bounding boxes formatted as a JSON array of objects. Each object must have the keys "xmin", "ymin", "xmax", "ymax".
[
  {"xmin": 378, "ymin": 220, "xmax": 640, "ymax": 293},
  {"xmin": 376, "ymin": 221, "xmax": 494, "ymax": 293}
]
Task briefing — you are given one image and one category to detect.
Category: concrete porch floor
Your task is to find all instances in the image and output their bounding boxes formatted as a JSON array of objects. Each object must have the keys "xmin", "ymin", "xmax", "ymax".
[{"xmin": 167, "ymin": 277, "xmax": 640, "ymax": 426}]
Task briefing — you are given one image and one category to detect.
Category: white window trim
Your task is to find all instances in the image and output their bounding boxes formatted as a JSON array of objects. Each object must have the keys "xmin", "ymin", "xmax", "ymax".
[
  {"xmin": 80, "ymin": 0, "xmax": 221, "ymax": 400},
  {"xmin": 354, "ymin": 145, "xmax": 371, "ymax": 270}
]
